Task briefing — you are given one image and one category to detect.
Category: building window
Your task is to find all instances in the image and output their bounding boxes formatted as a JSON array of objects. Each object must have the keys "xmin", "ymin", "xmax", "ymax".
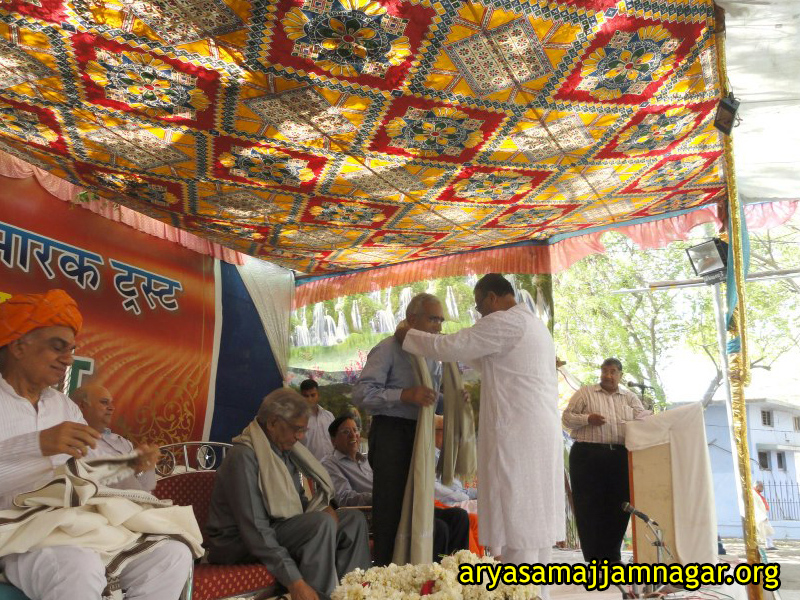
[
  {"xmin": 794, "ymin": 416, "xmax": 800, "ymax": 431},
  {"xmin": 777, "ymin": 451, "xmax": 786, "ymax": 470},
  {"xmin": 759, "ymin": 451, "xmax": 771, "ymax": 470},
  {"xmin": 761, "ymin": 410, "xmax": 773, "ymax": 427}
]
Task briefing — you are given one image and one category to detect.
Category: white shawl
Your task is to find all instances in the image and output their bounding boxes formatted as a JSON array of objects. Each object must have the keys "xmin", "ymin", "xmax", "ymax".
[
  {"xmin": 233, "ymin": 420, "xmax": 335, "ymax": 519},
  {"xmin": 0, "ymin": 454, "xmax": 203, "ymax": 597}
]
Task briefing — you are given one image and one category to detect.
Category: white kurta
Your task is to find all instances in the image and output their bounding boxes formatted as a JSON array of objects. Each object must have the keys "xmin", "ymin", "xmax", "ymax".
[{"xmin": 403, "ymin": 304, "xmax": 565, "ymax": 551}]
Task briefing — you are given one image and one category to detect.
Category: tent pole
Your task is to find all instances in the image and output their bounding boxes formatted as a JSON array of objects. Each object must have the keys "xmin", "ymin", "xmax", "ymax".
[
  {"xmin": 714, "ymin": 8, "xmax": 761, "ymax": 599},
  {"xmin": 712, "ymin": 282, "xmax": 747, "ymax": 525}
]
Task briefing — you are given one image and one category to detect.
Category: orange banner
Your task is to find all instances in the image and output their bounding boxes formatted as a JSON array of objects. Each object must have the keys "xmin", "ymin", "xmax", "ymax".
[{"xmin": 0, "ymin": 175, "xmax": 215, "ymax": 445}]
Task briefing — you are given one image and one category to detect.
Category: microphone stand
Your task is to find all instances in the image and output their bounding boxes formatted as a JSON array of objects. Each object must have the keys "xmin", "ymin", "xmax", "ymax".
[
  {"xmin": 623, "ymin": 510, "xmax": 675, "ymax": 599},
  {"xmin": 645, "ymin": 520, "xmax": 674, "ymax": 594}
]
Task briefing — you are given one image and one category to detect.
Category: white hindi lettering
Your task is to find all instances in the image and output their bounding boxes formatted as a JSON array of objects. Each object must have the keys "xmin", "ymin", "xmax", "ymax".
[
  {"xmin": 0, "ymin": 220, "xmax": 183, "ymax": 312},
  {"xmin": 109, "ymin": 259, "xmax": 183, "ymax": 315},
  {"xmin": 0, "ymin": 221, "xmax": 103, "ymax": 289}
]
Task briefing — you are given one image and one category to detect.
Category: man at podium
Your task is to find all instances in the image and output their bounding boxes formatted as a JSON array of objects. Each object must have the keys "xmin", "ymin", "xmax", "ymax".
[{"xmin": 562, "ymin": 358, "xmax": 648, "ymax": 564}]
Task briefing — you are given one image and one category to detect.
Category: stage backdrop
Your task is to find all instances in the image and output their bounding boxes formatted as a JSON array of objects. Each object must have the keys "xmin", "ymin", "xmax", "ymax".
[{"xmin": 0, "ymin": 174, "xmax": 216, "ymax": 445}]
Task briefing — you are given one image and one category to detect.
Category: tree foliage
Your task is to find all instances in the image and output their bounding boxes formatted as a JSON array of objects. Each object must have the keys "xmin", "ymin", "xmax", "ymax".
[
  {"xmin": 553, "ymin": 214, "xmax": 800, "ymax": 407},
  {"xmin": 687, "ymin": 221, "xmax": 800, "ymax": 400},
  {"xmin": 553, "ymin": 231, "xmax": 696, "ymax": 406}
]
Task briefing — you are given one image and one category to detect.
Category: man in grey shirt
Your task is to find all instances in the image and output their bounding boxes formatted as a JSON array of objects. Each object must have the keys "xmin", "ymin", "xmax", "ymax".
[
  {"xmin": 321, "ymin": 415, "xmax": 373, "ymax": 507},
  {"xmin": 205, "ymin": 389, "xmax": 370, "ymax": 600},
  {"xmin": 71, "ymin": 383, "xmax": 156, "ymax": 492}
]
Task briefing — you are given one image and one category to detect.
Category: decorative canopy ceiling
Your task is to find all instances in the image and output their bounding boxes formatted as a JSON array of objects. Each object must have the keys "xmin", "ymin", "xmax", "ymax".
[{"xmin": 0, "ymin": 0, "xmax": 726, "ymax": 275}]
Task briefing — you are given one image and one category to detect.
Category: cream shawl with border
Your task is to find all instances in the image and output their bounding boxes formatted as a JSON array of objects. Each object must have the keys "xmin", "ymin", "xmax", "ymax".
[{"xmin": 233, "ymin": 420, "xmax": 335, "ymax": 519}]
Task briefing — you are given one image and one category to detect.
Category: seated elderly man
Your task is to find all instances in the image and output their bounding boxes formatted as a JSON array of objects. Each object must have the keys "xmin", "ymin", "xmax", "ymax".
[
  {"xmin": 206, "ymin": 388, "xmax": 371, "ymax": 600},
  {"xmin": 319, "ymin": 415, "xmax": 470, "ymax": 563},
  {"xmin": 0, "ymin": 289, "xmax": 192, "ymax": 600},
  {"xmin": 321, "ymin": 415, "xmax": 373, "ymax": 507},
  {"xmin": 71, "ymin": 383, "xmax": 156, "ymax": 491}
]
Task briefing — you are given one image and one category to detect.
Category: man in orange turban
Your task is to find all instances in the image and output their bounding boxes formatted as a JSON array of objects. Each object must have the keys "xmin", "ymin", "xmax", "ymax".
[
  {"xmin": 0, "ymin": 289, "xmax": 192, "ymax": 600},
  {"xmin": 0, "ymin": 289, "xmax": 83, "ymax": 348}
]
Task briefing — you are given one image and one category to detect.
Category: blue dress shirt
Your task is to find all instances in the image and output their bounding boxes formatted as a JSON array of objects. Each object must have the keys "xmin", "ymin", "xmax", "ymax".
[{"xmin": 352, "ymin": 336, "xmax": 442, "ymax": 421}]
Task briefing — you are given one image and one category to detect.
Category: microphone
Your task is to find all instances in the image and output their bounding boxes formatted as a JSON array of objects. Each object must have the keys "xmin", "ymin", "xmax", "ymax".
[
  {"xmin": 622, "ymin": 502, "xmax": 658, "ymax": 526},
  {"xmin": 627, "ymin": 381, "xmax": 653, "ymax": 390}
]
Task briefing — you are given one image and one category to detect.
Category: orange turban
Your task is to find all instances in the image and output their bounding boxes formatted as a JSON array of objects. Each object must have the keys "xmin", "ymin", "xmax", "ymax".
[{"xmin": 0, "ymin": 289, "xmax": 83, "ymax": 347}]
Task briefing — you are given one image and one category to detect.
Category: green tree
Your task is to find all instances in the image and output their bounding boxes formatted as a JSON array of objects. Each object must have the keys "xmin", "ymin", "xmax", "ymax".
[
  {"xmin": 553, "ymin": 231, "xmax": 696, "ymax": 406},
  {"xmin": 687, "ymin": 221, "xmax": 800, "ymax": 403},
  {"xmin": 553, "ymin": 214, "xmax": 800, "ymax": 408}
]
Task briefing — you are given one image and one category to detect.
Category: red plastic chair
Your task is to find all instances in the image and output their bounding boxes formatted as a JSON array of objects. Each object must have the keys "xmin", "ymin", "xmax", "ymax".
[{"xmin": 154, "ymin": 461, "xmax": 277, "ymax": 600}]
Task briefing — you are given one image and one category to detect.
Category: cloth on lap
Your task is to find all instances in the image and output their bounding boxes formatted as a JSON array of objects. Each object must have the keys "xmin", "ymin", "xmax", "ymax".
[{"xmin": 0, "ymin": 454, "xmax": 202, "ymax": 598}]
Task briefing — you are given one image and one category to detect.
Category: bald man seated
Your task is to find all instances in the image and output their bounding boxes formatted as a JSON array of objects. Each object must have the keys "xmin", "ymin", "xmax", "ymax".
[{"xmin": 71, "ymin": 383, "xmax": 156, "ymax": 492}]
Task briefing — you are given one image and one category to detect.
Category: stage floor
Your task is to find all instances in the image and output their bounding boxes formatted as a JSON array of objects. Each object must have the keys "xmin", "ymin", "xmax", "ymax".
[{"xmin": 549, "ymin": 548, "xmax": 633, "ymax": 599}]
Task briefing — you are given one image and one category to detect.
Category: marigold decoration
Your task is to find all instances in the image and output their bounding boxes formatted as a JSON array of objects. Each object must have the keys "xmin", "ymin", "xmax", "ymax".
[{"xmin": 0, "ymin": 0, "xmax": 726, "ymax": 274}]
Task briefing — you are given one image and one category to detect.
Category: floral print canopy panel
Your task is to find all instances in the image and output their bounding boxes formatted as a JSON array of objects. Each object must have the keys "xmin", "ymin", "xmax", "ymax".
[{"xmin": 0, "ymin": 0, "xmax": 726, "ymax": 275}]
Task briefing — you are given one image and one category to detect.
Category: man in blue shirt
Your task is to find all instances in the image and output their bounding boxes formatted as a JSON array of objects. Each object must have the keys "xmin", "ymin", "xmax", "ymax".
[
  {"xmin": 353, "ymin": 293, "xmax": 468, "ymax": 565},
  {"xmin": 321, "ymin": 415, "xmax": 373, "ymax": 507}
]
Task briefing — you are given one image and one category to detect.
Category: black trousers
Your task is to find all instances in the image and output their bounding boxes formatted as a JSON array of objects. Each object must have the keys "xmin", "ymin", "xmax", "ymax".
[
  {"xmin": 433, "ymin": 506, "xmax": 470, "ymax": 562},
  {"xmin": 368, "ymin": 415, "xmax": 469, "ymax": 565},
  {"xmin": 569, "ymin": 442, "xmax": 631, "ymax": 563}
]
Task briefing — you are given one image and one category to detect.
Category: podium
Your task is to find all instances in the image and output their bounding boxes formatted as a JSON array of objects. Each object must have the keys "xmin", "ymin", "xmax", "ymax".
[{"xmin": 625, "ymin": 403, "xmax": 717, "ymax": 565}]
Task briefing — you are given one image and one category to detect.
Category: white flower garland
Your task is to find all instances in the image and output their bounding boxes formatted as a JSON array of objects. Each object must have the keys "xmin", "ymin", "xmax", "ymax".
[{"xmin": 333, "ymin": 550, "xmax": 539, "ymax": 600}]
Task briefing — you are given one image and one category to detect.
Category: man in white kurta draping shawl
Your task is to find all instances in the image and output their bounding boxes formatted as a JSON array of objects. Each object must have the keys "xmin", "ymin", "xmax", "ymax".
[{"xmin": 398, "ymin": 274, "xmax": 565, "ymax": 584}]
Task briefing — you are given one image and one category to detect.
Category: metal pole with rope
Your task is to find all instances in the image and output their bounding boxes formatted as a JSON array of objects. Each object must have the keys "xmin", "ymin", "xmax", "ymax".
[{"xmin": 714, "ymin": 7, "xmax": 762, "ymax": 600}]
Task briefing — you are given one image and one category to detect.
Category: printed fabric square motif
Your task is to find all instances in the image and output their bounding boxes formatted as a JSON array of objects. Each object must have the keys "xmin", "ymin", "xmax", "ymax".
[
  {"xmin": 265, "ymin": 0, "xmax": 436, "ymax": 90},
  {"xmin": 76, "ymin": 35, "xmax": 219, "ymax": 128},
  {"xmin": 445, "ymin": 17, "xmax": 552, "ymax": 97},
  {"xmin": 371, "ymin": 97, "xmax": 506, "ymax": 163},
  {"xmin": 244, "ymin": 87, "xmax": 356, "ymax": 142},
  {"xmin": 555, "ymin": 15, "xmax": 706, "ymax": 105},
  {"xmin": 212, "ymin": 137, "xmax": 327, "ymax": 191}
]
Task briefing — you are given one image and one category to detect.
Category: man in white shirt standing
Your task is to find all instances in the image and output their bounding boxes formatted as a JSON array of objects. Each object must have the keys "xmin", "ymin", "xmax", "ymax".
[
  {"xmin": 299, "ymin": 379, "xmax": 334, "ymax": 461},
  {"xmin": 71, "ymin": 383, "xmax": 157, "ymax": 492},
  {"xmin": 561, "ymin": 358, "xmax": 648, "ymax": 564},
  {"xmin": 0, "ymin": 289, "xmax": 192, "ymax": 600}
]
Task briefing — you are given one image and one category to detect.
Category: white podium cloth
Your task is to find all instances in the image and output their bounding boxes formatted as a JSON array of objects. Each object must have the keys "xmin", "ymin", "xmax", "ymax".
[{"xmin": 625, "ymin": 403, "xmax": 717, "ymax": 564}]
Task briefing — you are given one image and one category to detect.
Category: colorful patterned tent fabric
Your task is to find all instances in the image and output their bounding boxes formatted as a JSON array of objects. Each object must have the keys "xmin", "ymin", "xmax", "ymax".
[{"xmin": 0, "ymin": 0, "xmax": 725, "ymax": 275}]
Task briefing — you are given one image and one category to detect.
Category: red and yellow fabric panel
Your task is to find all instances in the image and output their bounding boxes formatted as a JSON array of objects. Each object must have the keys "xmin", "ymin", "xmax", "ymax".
[{"xmin": 0, "ymin": 0, "xmax": 725, "ymax": 274}]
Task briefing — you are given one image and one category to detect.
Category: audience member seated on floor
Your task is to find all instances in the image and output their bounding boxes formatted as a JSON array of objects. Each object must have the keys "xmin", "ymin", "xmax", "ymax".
[
  {"xmin": 0, "ymin": 289, "xmax": 192, "ymax": 600},
  {"xmin": 205, "ymin": 388, "xmax": 371, "ymax": 600},
  {"xmin": 321, "ymin": 415, "xmax": 373, "ymax": 507},
  {"xmin": 71, "ymin": 382, "xmax": 156, "ymax": 492},
  {"xmin": 433, "ymin": 415, "xmax": 477, "ymax": 508}
]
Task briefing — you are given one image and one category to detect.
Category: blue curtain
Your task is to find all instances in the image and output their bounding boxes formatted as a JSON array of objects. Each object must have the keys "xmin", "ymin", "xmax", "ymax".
[{"xmin": 210, "ymin": 262, "xmax": 283, "ymax": 442}]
